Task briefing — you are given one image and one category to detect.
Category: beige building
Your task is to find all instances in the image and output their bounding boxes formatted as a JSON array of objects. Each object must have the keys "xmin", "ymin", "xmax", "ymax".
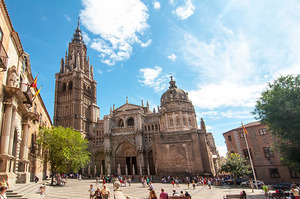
[
  {"xmin": 223, "ymin": 122, "xmax": 300, "ymax": 184},
  {"xmin": 0, "ymin": 0, "xmax": 52, "ymax": 186},
  {"xmin": 54, "ymin": 22, "xmax": 219, "ymax": 177}
]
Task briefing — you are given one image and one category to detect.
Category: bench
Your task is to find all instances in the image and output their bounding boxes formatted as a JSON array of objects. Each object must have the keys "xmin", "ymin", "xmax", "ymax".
[
  {"xmin": 223, "ymin": 194, "xmax": 246, "ymax": 199},
  {"xmin": 268, "ymin": 192, "xmax": 290, "ymax": 199},
  {"xmin": 169, "ymin": 196, "xmax": 191, "ymax": 199}
]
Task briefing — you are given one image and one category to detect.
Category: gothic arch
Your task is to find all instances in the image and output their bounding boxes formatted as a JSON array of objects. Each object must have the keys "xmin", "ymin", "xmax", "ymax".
[
  {"xmin": 118, "ymin": 119, "xmax": 124, "ymax": 127},
  {"xmin": 61, "ymin": 82, "xmax": 66, "ymax": 92},
  {"xmin": 68, "ymin": 81, "xmax": 73, "ymax": 90},
  {"xmin": 127, "ymin": 117, "xmax": 134, "ymax": 127}
]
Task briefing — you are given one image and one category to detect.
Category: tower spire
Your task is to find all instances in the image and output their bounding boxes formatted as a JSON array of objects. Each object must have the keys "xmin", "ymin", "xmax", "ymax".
[
  {"xmin": 72, "ymin": 17, "xmax": 83, "ymax": 44},
  {"xmin": 169, "ymin": 75, "xmax": 177, "ymax": 89},
  {"xmin": 77, "ymin": 17, "xmax": 80, "ymax": 30}
]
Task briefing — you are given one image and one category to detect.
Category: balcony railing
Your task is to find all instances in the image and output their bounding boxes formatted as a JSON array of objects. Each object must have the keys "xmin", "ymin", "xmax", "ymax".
[
  {"xmin": 23, "ymin": 89, "xmax": 34, "ymax": 104},
  {"xmin": 0, "ymin": 43, "xmax": 8, "ymax": 71}
]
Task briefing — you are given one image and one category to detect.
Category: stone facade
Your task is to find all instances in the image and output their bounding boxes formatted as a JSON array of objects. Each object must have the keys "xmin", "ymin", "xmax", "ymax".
[
  {"xmin": 54, "ymin": 22, "xmax": 218, "ymax": 177},
  {"xmin": 223, "ymin": 122, "xmax": 300, "ymax": 184},
  {"xmin": 0, "ymin": 0, "xmax": 51, "ymax": 186}
]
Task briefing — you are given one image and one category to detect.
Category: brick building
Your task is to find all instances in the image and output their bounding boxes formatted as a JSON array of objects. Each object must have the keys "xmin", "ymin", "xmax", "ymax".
[{"xmin": 223, "ymin": 121, "xmax": 300, "ymax": 184}]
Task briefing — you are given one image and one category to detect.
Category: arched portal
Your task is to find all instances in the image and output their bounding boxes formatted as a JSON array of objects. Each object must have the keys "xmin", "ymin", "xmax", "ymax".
[
  {"xmin": 148, "ymin": 150, "xmax": 156, "ymax": 175},
  {"xmin": 95, "ymin": 152, "xmax": 105, "ymax": 175},
  {"xmin": 115, "ymin": 142, "xmax": 137, "ymax": 175}
]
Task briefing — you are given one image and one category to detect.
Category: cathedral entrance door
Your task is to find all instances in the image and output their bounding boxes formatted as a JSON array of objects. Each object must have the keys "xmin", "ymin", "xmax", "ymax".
[{"xmin": 115, "ymin": 142, "xmax": 137, "ymax": 176}]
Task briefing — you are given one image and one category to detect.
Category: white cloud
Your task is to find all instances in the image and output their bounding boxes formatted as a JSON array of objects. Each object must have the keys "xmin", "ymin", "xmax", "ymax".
[
  {"xmin": 220, "ymin": 110, "xmax": 253, "ymax": 119},
  {"xmin": 139, "ymin": 66, "xmax": 168, "ymax": 92},
  {"xmin": 97, "ymin": 69, "xmax": 103, "ymax": 75},
  {"xmin": 64, "ymin": 14, "xmax": 71, "ymax": 22},
  {"xmin": 140, "ymin": 39, "xmax": 152, "ymax": 48},
  {"xmin": 217, "ymin": 146, "xmax": 227, "ymax": 157},
  {"xmin": 80, "ymin": 0, "xmax": 150, "ymax": 65},
  {"xmin": 172, "ymin": 0, "xmax": 195, "ymax": 20},
  {"xmin": 189, "ymin": 81, "xmax": 265, "ymax": 109},
  {"xmin": 153, "ymin": 1, "xmax": 161, "ymax": 10},
  {"xmin": 82, "ymin": 31, "xmax": 91, "ymax": 44},
  {"xmin": 167, "ymin": 54, "xmax": 177, "ymax": 62}
]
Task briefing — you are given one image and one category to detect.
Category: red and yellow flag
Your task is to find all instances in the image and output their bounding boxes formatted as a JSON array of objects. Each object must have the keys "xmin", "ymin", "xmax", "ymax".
[
  {"xmin": 33, "ymin": 85, "xmax": 43, "ymax": 99},
  {"xmin": 30, "ymin": 74, "xmax": 39, "ymax": 88},
  {"xmin": 241, "ymin": 122, "xmax": 248, "ymax": 134}
]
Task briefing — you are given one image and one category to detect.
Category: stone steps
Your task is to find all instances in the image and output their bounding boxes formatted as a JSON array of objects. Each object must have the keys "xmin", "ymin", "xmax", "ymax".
[{"xmin": 8, "ymin": 180, "xmax": 52, "ymax": 199}]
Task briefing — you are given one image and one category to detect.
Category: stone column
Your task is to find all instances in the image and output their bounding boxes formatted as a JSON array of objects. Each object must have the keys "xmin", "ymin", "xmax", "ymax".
[
  {"xmin": 117, "ymin": 164, "xmax": 121, "ymax": 176},
  {"xmin": 8, "ymin": 107, "xmax": 17, "ymax": 155},
  {"xmin": 88, "ymin": 165, "xmax": 91, "ymax": 176},
  {"xmin": 125, "ymin": 165, "xmax": 128, "ymax": 176},
  {"xmin": 101, "ymin": 165, "xmax": 103, "ymax": 175},
  {"xmin": 82, "ymin": 167, "xmax": 85, "ymax": 175},
  {"xmin": 147, "ymin": 164, "xmax": 150, "ymax": 176},
  {"xmin": 132, "ymin": 165, "xmax": 135, "ymax": 176},
  {"xmin": 0, "ymin": 103, "xmax": 13, "ymax": 155},
  {"xmin": 20, "ymin": 122, "xmax": 30, "ymax": 160},
  {"xmin": 139, "ymin": 164, "xmax": 142, "ymax": 176},
  {"xmin": 94, "ymin": 165, "xmax": 97, "ymax": 177},
  {"xmin": 107, "ymin": 164, "xmax": 111, "ymax": 175}
]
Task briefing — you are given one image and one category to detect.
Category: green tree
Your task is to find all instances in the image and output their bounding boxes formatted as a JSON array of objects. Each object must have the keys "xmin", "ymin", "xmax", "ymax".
[
  {"xmin": 38, "ymin": 126, "xmax": 91, "ymax": 185},
  {"xmin": 253, "ymin": 75, "xmax": 300, "ymax": 171},
  {"xmin": 221, "ymin": 153, "xmax": 252, "ymax": 178}
]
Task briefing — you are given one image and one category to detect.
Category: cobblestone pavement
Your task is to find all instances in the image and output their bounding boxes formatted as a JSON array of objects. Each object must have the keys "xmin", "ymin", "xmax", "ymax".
[{"xmin": 44, "ymin": 179, "xmax": 267, "ymax": 199}]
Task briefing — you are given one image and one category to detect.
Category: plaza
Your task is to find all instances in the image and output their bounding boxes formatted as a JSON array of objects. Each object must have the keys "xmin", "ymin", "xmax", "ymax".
[{"xmin": 42, "ymin": 179, "xmax": 266, "ymax": 199}]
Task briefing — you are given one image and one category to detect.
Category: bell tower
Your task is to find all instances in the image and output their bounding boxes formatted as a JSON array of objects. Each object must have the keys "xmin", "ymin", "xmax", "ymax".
[{"xmin": 54, "ymin": 20, "xmax": 100, "ymax": 137}]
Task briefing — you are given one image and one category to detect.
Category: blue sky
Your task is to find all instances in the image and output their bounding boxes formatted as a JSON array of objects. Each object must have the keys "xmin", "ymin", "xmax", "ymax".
[{"xmin": 6, "ymin": 0, "xmax": 300, "ymax": 157}]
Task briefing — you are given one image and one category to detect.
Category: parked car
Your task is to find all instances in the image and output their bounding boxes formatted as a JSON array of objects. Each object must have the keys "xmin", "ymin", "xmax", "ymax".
[
  {"xmin": 241, "ymin": 180, "xmax": 264, "ymax": 188},
  {"xmin": 272, "ymin": 183, "xmax": 292, "ymax": 191}
]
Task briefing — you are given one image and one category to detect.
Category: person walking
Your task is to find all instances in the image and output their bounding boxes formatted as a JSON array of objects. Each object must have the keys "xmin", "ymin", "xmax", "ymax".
[
  {"xmin": 95, "ymin": 188, "xmax": 102, "ymax": 199},
  {"xmin": 88, "ymin": 184, "xmax": 95, "ymax": 199},
  {"xmin": 0, "ymin": 179, "xmax": 9, "ymax": 189},
  {"xmin": 0, "ymin": 187, "xmax": 7, "ymax": 199},
  {"xmin": 292, "ymin": 185, "xmax": 299, "ymax": 199},
  {"xmin": 250, "ymin": 179, "xmax": 254, "ymax": 193},
  {"xmin": 101, "ymin": 185, "xmax": 110, "ymax": 199}
]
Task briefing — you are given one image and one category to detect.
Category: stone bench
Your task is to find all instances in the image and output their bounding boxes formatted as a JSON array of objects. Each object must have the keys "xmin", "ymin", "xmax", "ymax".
[
  {"xmin": 223, "ymin": 194, "xmax": 246, "ymax": 199},
  {"xmin": 268, "ymin": 192, "xmax": 290, "ymax": 199},
  {"xmin": 169, "ymin": 196, "xmax": 191, "ymax": 199}
]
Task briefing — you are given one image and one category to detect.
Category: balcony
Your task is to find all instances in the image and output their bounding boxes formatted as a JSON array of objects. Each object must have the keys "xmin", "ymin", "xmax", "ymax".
[
  {"xmin": 0, "ymin": 43, "xmax": 8, "ymax": 71},
  {"xmin": 23, "ymin": 89, "xmax": 34, "ymax": 104},
  {"xmin": 111, "ymin": 126, "xmax": 135, "ymax": 135}
]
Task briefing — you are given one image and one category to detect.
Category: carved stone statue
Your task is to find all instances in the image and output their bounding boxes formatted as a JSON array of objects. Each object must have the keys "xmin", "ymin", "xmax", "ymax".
[{"xmin": 7, "ymin": 66, "xmax": 20, "ymax": 87}]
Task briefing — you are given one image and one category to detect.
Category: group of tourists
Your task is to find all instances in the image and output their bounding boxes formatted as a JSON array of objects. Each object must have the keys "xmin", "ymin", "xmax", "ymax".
[
  {"xmin": 0, "ymin": 179, "xmax": 9, "ymax": 199},
  {"xmin": 88, "ymin": 184, "xmax": 110, "ymax": 199}
]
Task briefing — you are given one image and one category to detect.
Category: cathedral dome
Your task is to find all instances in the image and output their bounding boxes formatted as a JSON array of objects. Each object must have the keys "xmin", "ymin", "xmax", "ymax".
[{"xmin": 160, "ymin": 77, "xmax": 190, "ymax": 106}]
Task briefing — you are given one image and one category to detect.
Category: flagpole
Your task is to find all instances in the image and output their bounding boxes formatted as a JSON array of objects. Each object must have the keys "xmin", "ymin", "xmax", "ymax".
[{"xmin": 242, "ymin": 122, "xmax": 258, "ymax": 189}]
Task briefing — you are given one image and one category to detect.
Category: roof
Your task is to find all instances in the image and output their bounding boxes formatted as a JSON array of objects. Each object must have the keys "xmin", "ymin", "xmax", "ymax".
[{"xmin": 223, "ymin": 121, "xmax": 262, "ymax": 135}]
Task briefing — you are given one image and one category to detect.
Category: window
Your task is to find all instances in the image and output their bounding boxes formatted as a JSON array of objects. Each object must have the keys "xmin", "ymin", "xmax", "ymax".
[
  {"xmin": 263, "ymin": 147, "xmax": 274, "ymax": 158},
  {"xmin": 240, "ymin": 132, "xmax": 244, "ymax": 138},
  {"xmin": 118, "ymin": 119, "xmax": 124, "ymax": 127},
  {"xmin": 259, "ymin": 128, "xmax": 267, "ymax": 135},
  {"xmin": 68, "ymin": 81, "xmax": 73, "ymax": 90},
  {"xmin": 228, "ymin": 135, "xmax": 232, "ymax": 141},
  {"xmin": 243, "ymin": 149, "xmax": 251, "ymax": 159},
  {"xmin": 269, "ymin": 168, "xmax": 280, "ymax": 178},
  {"xmin": 188, "ymin": 118, "xmax": 192, "ymax": 126},
  {"xmin": 170, "ymin": 119, "xmax": 174, "ymax": 126},
  {"xmin": 183, "ymin": 117, "xmax": 187, "ymax": 125},
  {"xmin": 290, "ymin": 168, "xmax": 300, "ymax": 178},
  {"xmin": 127, "ymin": 118, "xmax": 134, "ymax": 126},
  {"xmin": 176, "ymin": 118, "xmax": 180, "ymax": 126},
  {"xmin": 61, "ymin": 83, "xmax": 66, "ymax": 92}
]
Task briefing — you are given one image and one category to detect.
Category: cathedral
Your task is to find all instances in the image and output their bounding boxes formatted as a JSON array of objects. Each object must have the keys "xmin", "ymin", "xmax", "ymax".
[{"xmin": 54, "ymin": 22, "xmax": 219, "ymax": 177}]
